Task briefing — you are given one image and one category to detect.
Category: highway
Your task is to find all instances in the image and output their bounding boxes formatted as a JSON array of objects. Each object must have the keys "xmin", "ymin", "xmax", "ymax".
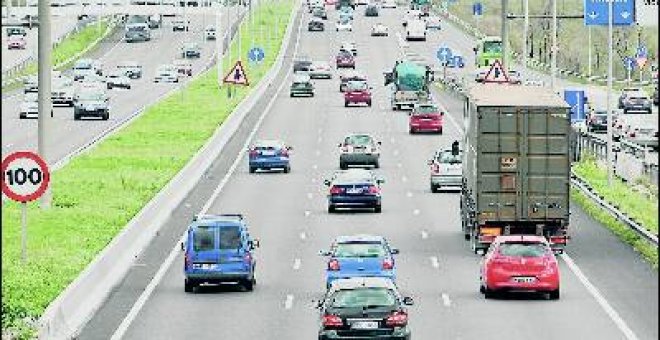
[
  {"xmin": 77, "ymin": 4, "xmax": 658, "ymax": 340},
  {"xmin": 1, "ymin": 8, "xmax": 241, "ymax": 165}
]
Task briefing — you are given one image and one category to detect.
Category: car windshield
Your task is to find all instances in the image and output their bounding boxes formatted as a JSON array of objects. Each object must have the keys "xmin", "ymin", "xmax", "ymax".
[
  {"xmin": 218, "ymin": 226, "xmax": 241, "ymax": 249},
  {"xmin": 334, "ymin": 241, "xmax": 387, "ymax": 257},
  {"xmin": 346, "ymin": 81, "xmax": 367, "ymax": 91},
  {"xmin": 439, "ymin": 150, "xmax": 461, "ymax": 164},
  {"xmin": 415, "ymin": 105, "xmax": 438, "ymax": 114},
  {"xmin": 77, "ymin": 91, "xmax": 104, "ymax": 101},
  {"xmin": 193, "ymin": 226, "xmax": 216, "ymax": 251},
  {"xmin": 331, "ymin": 288, "xmax": 396, "ymax": 308},
  {"xmin": 498, "ymin": 242, "xmax": 547, "ymax": 257},
  {"xmin": 345, "ymin": 135, "xmax": 373, "ymax": 146}
]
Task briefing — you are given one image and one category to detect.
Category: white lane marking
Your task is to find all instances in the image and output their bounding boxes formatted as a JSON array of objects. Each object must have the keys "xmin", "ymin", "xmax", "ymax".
[
  {"xmin": 311, "ymin": 178, "xmax": 317, "ymax": 183},
  {"xmin": 561, "ymin": 254, "xmax": 639, "ymax": 340},
  {"xmin": 413, "ymin": 209, "xmax": 420, "ymax": 215},
  {"xmin": 434, "ymin": 97, "xmax": 463, "ymax": 133},
  {"xmin": 304, "ymin": 210, "xmax": 311, "ymax": 217},
  {"xmin": 420, "ymin": 230, "xmax": 428, "ymax": 239},
  {"xmin": 300, "ymin": 232, "xmax": 307, "ymax": 240},
  {"xmin": 312, "ymin": 164, "xmax": 318, "ymax": 170},
  {"xmin": 430, "ymin": 256, "xmax": 440, "ymax": 269},
  {"xmin": 307, "ymin": 192, "xmax": 313, "ymax": 199},
  {"xmin": 406, "ymin": 191, "xmax": 413, "ymax": 198},
  {"xmin": 293, "ymin": 258, "xmax": 301, "ymax": 270},
  {"xmin": 393, "ymin": 150, "xmax": 399, "ymax": 156},
  {"xmin": 390, "ymin": 137, "xmax": 396, "ymax": 144},
  {"xmin": 401, "ymin": 176, "xmax": 408, "ymax": 183},
  {"xmin": 397, "ymin": 163, "xmax": 402, "ymax": 168},
  {"xmin": 315, "ymin": 149, "xmax": 321, "ymax": 156},
  {"xmin": 441, "ymin": 293, "xmax": 451, "ymax": 307},
  {"xmin": 284, "ymin": 294, "xmax": 295, "ymax": 310},
  {"xmin": 110, "ymin": 11, "xmax": 306, "ymax": 340},
  {"xmin": 318, "ymin": 128, "xmax": 323, "ymax": 134},
  {"xmin": 317, "ymin": 136, "xmax": 323, "ymax": 143}
]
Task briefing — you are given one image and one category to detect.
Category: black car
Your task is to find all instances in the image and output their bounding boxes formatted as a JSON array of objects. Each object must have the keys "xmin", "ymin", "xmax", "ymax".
[
  {"xmin": 316, "ymin": 277, "xmax": 413, "ymax": 340},
  {"xmin": 586, "ymin": 110, "xmax": 609, "ymax": 133},
  {"xmin": 293, "ymin": 56, "xmax": 313, "ymax": 72},
  {"xmin": 308, "ymin": 18, "xmax": 325, "ymax": 31},
  {"xmin": 365, "ymin": 4, "xmax": 379, "ymax": 16},
  {"xmin": 621, "ymin": 90, "xmax": 652, "ymax": 114},
  {"xmin": 312, "ymin": 6, "xmax": 328, "ymax": 19},
  {"xmin": 181, "ymin": 43, "xmax": 201, "ymax": 58}
]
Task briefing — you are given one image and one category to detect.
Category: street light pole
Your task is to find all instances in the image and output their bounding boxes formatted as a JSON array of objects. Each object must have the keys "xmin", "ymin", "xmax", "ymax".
[
  {"xmin": 588, "ymin": 25, "xmax": 592, "ymax": 77},
  {"xmin": 216, "ymin": 4, "xmax": 223, "ymax": 87},
  {"xmin": 38, "ymin": 0, "xmax": 53, "ymax": 209},
  {"xmin": 606, "ymin": 0, "xmax": 613, "ymax": 185},
  {"xmin": 522, "ymin": 0, "xmax": 528, "ymax": 77},
  {"xmin": 500, "ymin": 0, "xmax": 508, "ymax": 69},
  {"xmin": 551, "ymin": 0, "xmax": 557, "ymax": 91}
]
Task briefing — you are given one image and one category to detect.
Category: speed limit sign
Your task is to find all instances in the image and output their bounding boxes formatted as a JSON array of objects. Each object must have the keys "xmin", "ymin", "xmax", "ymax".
[{"xmin": 1, "ymin": 151, "xmax": 50, "ymax": 202}]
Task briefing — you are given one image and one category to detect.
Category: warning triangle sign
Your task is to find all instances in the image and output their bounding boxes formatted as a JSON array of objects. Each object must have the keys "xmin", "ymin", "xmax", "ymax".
[
  {"xmin": 483, "ymin": 59, "xmax": 509, "ymax": 83},
  {"xmin": 223, "ymin": 60, "xmax": 249, "ymax": 86}
]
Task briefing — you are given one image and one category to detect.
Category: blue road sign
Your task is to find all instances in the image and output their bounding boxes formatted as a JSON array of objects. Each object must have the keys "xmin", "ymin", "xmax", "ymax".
[
  {"xmin": 584, "ymin": 0, "xmax": 635, "ymax": 26},
  {"xmin": 472, "ymin": 2, "xmax": 482, "ymax": 16},
  {"xmin": 623, "ymin": 56, "xmax": 636, "ymax": 71},
  {"xmin": 436, "ymin": 46, "xmax": 453, "ymax": 64},
  {"xmin": 636, "ymin": 45, "xmax": 648, "ymax": 58},
  {"xmin": 248, "ymin": 47, "xmax": 265, "ymax": 63},
  {"xmin": 564, "ymin": 90, "xmax": 587, "ymax": 123}
]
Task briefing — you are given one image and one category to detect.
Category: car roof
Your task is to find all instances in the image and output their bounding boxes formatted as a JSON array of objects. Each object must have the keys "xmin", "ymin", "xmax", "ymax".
[
  {"xmin": 495, "ymin": 235, "xmax": 548, "ymax": 244},
  {"xmin": 335, "ymin": 234, "xmax": 385, "ymax": 243},
  {"xmin": 329, "ymin": 277, "xmax": 397, "ymax": 291},
  {"xmin": 191, "ymin": 213, "xmax": 246, "ymax": 227},
  {"xmin": 254, "ymin": 139, "xmax": 285, "ymax": 147}
]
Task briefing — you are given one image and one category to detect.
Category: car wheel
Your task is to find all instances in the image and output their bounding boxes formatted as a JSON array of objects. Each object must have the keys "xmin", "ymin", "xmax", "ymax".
[
  {"xmin": 328, "ymin": 204, "xmax": 336, "ymax": 213},
  {"xmin": 340, "ymin": 162, "xmax": 348, "ymax": 170},
  {"xmin": 184, "ymin": 279, "xmax": 194, "ymax": 293},
  {"xmin": 549, "ymin": 289, "xmax": 560, "ymax": 300},
  {"xmin": 74, "ymin": 113, "xmax": 80, "ymax": 121},
  {"xmin": 344, "ymin": 101, "xmax": 349, "ymax": 107},
  {"xmin": 409, "ymin": 128, "xmax": 415, "ymax": 134},
  {"xmin": 283, "ymin": 165, "xmax": 291, "ymax": 173},
  {"xmin": 438, "ymin": 127, "xmax": 443, "ymax": 135},
  {"xmin": 373, "ymin": 161, "xmax": 380, "ymax": 169},
  {"xmin": 243, "ymin": 278, "xmax": 254, "ymax": 291},
  {"xmin": 102, "ymin": 113, "xmax": 109, "ymax": 120},
  {"xmin": 249, "ymin": 166, "xmax": 256, "ymax": 173},
  {"xmin": 430, "ymin": 184, "xmax": 437, "ymax": 193},
  {"xmin": 484, "ymin": 287, "xmax": 496, "ymax": 299},
  {"xmin": 479, "ymin": 283, "xmax": 486, "ymax": 294},
  {"xmin": 367, "ymin": 100, "xmax": 372, "ymax": 107},
  {"xmin": 374, "ymin": 205, "xmax": 382, "ymax": 213},
  {"xmin": 107, "ymin": 84, "xmax": 112, "ymax": 89}
]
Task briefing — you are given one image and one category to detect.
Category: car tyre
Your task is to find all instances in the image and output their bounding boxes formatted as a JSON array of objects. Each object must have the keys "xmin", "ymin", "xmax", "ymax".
[
  {"xmin": 484, "ymin": 287, "xmax": 496, "ymax": 299},
  {"xmin": 328, "ymin": 204, "xmax": 336, "ymax": 213},
  {"xmin": 74, "ymin": 113, "xmax": 80, "ymax": 121},
  {"xmin": 367, "ymin": 100, "xmax": 372, "ymax": 107},
  {"xmin": 373, "ymin": 160, "xmax": 380, "ymax": 169},
  {"xmin": 102, "ymin": 112, "xmax": 109, "ymax": 120},
  {"xmin": 184, "ymin": 279, "xmax": 194, "ymax": 293},
  {"xmin": 430, "ymin": 184, "xmax": 437, "ymax": 193},
  {"xmin": 409, "ymin": 128, "xmax": 415, "ymax": 134},
  {"xmin": 243, "ymin": 278, "xmax": 254, "ymax": 292},
  {"xmin": 374, "ymin": 205, "xmax": 382, "ymax": 213},
  {"xmin": 283, "ymin": 165, "xmax": 291, "ymax": 173},
  {"xmin": 249, "ymin": 166, "xmax": 256, "ymax": 173},
  {"xmin": 107, "ymin": 83, "xmax": 112, "ymax": 89},
  {"xmin": 344, "ymin": 101, "xmax": 349, "ymax": 107},
  {"xmin": 340, "ymin": 162, "xmax": 348, "ymax": 170},
  {"xmin": 549, "ymin": 289, "xmax": 560, "ymax": 300}
]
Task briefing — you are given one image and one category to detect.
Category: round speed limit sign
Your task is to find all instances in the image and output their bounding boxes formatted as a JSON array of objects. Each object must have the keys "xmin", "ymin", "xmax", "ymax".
[{"xmin": 1, "ymin": 151, "xmax": 50, "ymax": 202}]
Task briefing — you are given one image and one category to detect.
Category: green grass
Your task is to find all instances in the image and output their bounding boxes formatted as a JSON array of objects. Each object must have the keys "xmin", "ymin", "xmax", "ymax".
[
  {"xmin": 1, "ymin": 2, "xmax": 294, "ymax": 338},
  {"xmin": 571, "ymin": 188, "xmax": 658, "ymax": 269}
]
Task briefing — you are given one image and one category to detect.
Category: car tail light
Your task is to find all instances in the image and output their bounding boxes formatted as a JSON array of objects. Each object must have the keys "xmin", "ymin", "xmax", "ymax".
[
  {"xmin": 280, "ymin": 148, "xmax": 289, "ymax": 157},
  {"xmin": 184, "ymin": 253, "xmax": 191, "ymax": 268},
  {"xmin": 249, "ymin": 149, "xmax": 258, "ymax": 157},
  {"xmin": 330, "ymin": 186, "xmax": 344, "ymax": 195},
  {"xmin": 328, "ymin": 259, "xmax": 340, "ymax": 271},
  {"xmin": 341, "ymin": 145, "xmax": 352, "ymax": 153},
  {"xmin": 322, "ymin": 314, "xmax": 343, "ymax": 327},
  {"xmin": 385, "ymin": 310, "xmax": 408, "ymax": 327},
  {"xmin": 244, "ymin": 252, "xmax": 252, "ymax": 264},
  {"xmin": 382, "ymin": 258, "xmax": 394, "ymax": 270},
  {"xmin": 432, "ymin": 164, "xmax": 440, "ymax": 174},
  {"xmin": 368, "ymin": 185, "xmax": 380, "ymax": 194}
]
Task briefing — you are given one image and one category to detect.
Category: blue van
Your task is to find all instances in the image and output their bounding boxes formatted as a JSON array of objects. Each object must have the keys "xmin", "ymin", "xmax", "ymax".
[{"xmin": 183, "ymin": 214, "xmax": 259, "ymax": 293}]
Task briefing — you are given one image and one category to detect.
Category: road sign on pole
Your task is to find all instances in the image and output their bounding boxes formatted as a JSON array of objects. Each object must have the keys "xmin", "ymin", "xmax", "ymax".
[
  {"xmin": 563, "ymin": 90, "xmax": 587, "ymax": 123},
  {"xmin": 473, "ymin": 2, "xmax": 482, "ymax": 16},
  {"xmin": 223, "ymin": 60, "xmax": 250, "ymax": 86},
  {"xmin": 623, "ymin": 56, "xmax": 636, "ymax": 71},
  {"xmin": 2, "ymin": 151, "xmax": 51, "ymax": 264},
  {"xmin": 584, "ymin": 0, "xmax": 635, "ymax": 26},
  {"xmin": 635, "ymin": 45, "xmax": 648, "ymax": 68},
  {"xmin": 483, "ymin": 59, "xmax": 510, "ymax": 83},
  {"xmin": 436, "ymin": 46, "xmax": 453, "ymax": 63},
  {"xmin": 248, "ymin": 46, "xmax": 265, "ymax": 64}
]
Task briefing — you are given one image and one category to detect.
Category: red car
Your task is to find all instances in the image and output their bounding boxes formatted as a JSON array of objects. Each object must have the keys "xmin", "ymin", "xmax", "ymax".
[
  {"xmin": 336, "ymin": 50, "xmax": 355, "ymax": 69},
  {"xmin": 480, "ymin": 235, "xmax": 560, "ymax": 300},
  {"xmin": 7, "ymin": 36, "xmax": 26, "ymax": 50},
  {"xmin": 409, "ymin": 103, "xmax": 443, "ymax": 134},
  {"xmin": 343, "ymin": 80, "xmax": 372, "ymax": 107}
]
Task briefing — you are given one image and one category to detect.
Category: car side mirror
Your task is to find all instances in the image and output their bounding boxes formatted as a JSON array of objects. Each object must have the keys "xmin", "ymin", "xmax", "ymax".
[
  {"xmin": 252, "ymin": 238, "xmax": 260, "ymax": 248},
  {"xmin": 323, "ymin": 179, "xmax": 331, "ymax": 186},
  {"xmin": 441, "ymin": 112, "xmax": 445, "ymax": 115},
  {"xmin": 180, "ymin": 241, "xmax": 185, "ymax": 251},
  {"xmin": 313, "ymin": 299, "xmax": 324, "ymax": 309},
  {"xmin": 427, "ymin": 159, "xmax": 434, "ymax": 165},
  {"xmin": 377, "ymin": 178, "xmax": 385, "ymax": 184},
  {"xmin": 377, "ymin": 141, "xmax": 382, "ymax": 145},
  {"xmin": 403, "ymin": 296, "xmax": 414, "ymax": 306},
  {"xmin": 287, "ymin": 146, "xmax": 293, "ymax": 151},
  {"xmin": 390, "ymin": 248, "xmax": 399, "ymax": 255}
]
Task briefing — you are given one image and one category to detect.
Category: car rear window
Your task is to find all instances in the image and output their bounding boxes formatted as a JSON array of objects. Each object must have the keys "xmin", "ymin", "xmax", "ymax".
[
  {"xmin": 415, "ymin": 105, "xmax": 438, "ymax": 114},
  {"xmin": 331, "ymin": 288, "xmax": 396, "ymax": 308},
  {"xmin": 219, "ymin": 226, "xmax": 242, "ymax": 249},
  {"xmin": 334, "ymin": 241, "xmax": 387, "ymax": 257},
  {"xmin": 345, "ymin": 135, "xmax": 373, "ymax": 146},
  {"xmin": 193, "ymin": 226, "xmax": 216, "ymax": 251},
  {"xmin": 346, "ymin": 81, "xmax": 367, "ymax": 91},
  {"xmin": 498, "ymin": 242, "xmax": 547, "ymax": 257}
]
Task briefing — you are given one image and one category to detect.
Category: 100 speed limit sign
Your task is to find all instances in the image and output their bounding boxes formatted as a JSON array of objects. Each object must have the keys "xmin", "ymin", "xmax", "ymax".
[{"xmin": 1, "ymin": 151, "xmax": 50, "ymax": 202}]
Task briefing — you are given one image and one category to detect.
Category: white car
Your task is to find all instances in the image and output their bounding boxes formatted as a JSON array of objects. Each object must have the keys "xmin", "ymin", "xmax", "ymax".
[
  {"xmin": 371, "ymin": 23, "xmax": 388, "ymax": 36},
  {"xmin": 425, "ymin": 15, "xmax": 441, "ymax": 30},
  {"xmin": 309, "ymin": 61, "xmax": 333, "ymax": 79},
  {"xmin": 336, "ymin": 20, "xmax": 353, "ymax": 32},
  {"xmin": 19, "ymin": 92, "xmax": 39, "ymax": 119},
  {"xmin": 154, "ymin": 64, "xmax": 179, "ymax": 83},
  {"xmin": 340, "ymin": 41, "xmax": 357, "ymax": 56},
  {"xmin": 381, "ymin": 0, "xmax": 396, "ymax": 8}
]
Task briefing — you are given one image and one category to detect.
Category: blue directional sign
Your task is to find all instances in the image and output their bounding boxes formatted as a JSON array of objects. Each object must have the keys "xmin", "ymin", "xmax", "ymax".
[
  {"xmin": 248, "ymin": 47, "xmax": 265, "ymax": 63},
  {"xmin": 636, "ymin": 45, "xmax": 648, "ymax": 58},
  {"xmin": 623, "ymin": 56, "xmax": 636, "ymax": 71},
  {"xmin": 472, "ymin": 2, "xmax": 482, "ymax": 16},
  {"xmin": 584, "ymin": 0, "xmax": 635, "ymax": 26},
  {"xmin": 564, "ymin": 90, "xmax": 587, "ymax": 123},
  {"xmin": 436, "ymin": 46, "xmax": 453, "ymax": 64}
]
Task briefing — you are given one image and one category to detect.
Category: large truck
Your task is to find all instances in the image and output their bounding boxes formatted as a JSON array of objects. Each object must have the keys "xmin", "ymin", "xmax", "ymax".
[
  {"xmin": 473, "ymin": 36, "xmax": 504, "ymax": 67},
  {"xmin": 460, "ymin": 85, "xmax": 571, "ymax": 254},
  {"xmin": 383, "ymin": 61, "xmax": 431, "ymax": 110},
  {"xmin": 410, "ymin": 0, "xmax": 430, "ymax": 16}
]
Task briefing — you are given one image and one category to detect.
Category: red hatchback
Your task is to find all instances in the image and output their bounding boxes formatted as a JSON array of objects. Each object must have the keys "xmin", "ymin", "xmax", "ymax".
[
  {"xmin": 409, "ymin": 103, "xmax": 443, "ymax": 134},
  {"xmin": 336, "ymin": 50, "xmax": 355, "ymax": 69},
  {"xmin": 343, "ymin": 80, "xmax": 372, "ymax": 107},
  {"xmin": 480, "ymin": 235, "xmax": 560, "ymax": 300}
]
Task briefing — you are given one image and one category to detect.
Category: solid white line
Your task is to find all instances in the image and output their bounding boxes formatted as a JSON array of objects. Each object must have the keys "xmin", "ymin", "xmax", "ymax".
[
  {"xmin": 413, "ymin": 209, "xmax": 420, "ymax": 215},
  {"xmin": 110, "ymin": 9, "xmax": 304, "ymax": 340},
  {"xmin": 293, "ymin": 258, "xmax": 301, "ymax": 270},
  {"xmin": 299, "ymin": 232, "xmax": 307, "ymax": 240},
  {"xmin": 307, "ymin": 192, "xmax": 313, "ymax": 199},
  {"xmin": 397, "ymin": 163, "xmax": 402, "ymax": 168},
  {"xmin": 315, "ymin": 149, "xmax": 321, "ymax": 156},
  {"xmin": 401, "ymin": 176, "xmax": 408, "ymax": 183},
  {"xmin": 390, "ymin": 137, "xmax": 396, "ymax": 144},
  {"xmin": 312, "ymin": 164, "xmax": 318, "ymax": 170},
  {"xmin": 393, "ymin": 150, "xmax": 399, "ymax": 156},
  {"xmin": 561, "ymin": 254, "xmax": 639, "ymax": 340},
  {"xmin": 284, "ymin": 294, "xmax": 295, "ymax": 310},
  {"xmin": 311, "ymin": 178, "xmax": 317, "ymax": 183},
  {"xmin": 304, "ymin": 210, "xmax": 311, "ymax": 217},
  {"xmin": 430, "ymin": 256, "xmax": 440, "ymax": 269},
  {"xmin": 406, "ymin": 191, "xmax": 413, "ymax": 198},
  {"xmin": 317, "ymin": 136, "xmax": 323, "ymax": 143},
  {"xmin": 420, "ymin": 230, "xmax": 428, "ymax": 239},
  {"xmin": 441, "ymin": 293, "xmax": 451, "ymax": 307}
]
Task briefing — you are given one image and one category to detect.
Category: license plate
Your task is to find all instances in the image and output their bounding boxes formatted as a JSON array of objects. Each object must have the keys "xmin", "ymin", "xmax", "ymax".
[
  {"xmin": 346, "ymin": 188, "xmax": 363, "ymax": 194},
  {"xmin": 351, "ymin": 321, "xmax": 378, "ymax": 329},
  {"xmin": 513, "ymin": 277, "xmax": 536, "ymax": 283},
  {"xmin": 261, "ymin": 151, "xmax": 276, "ymax": 156},
  {"xmin": 197, "ymin": 263, "xmax": 216, "ymax": 270}
]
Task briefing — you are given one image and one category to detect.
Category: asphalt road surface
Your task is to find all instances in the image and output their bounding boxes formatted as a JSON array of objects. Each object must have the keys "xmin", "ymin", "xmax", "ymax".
[
  {"xmin": 77, "ymin": 4, "xmax": 658, "ymax": 340},
  {"xmin": 1, "ymin": 9, "xmax": 238, "ymax": 164}
]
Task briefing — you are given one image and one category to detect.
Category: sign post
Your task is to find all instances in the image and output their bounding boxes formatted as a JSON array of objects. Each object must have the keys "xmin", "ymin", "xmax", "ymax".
[
  {"xmin": 473, "ymin": 2, "xmax": 482, "ymax": 30},
  {"xmin": 635, "ymin": 45, "xmax": 648, "ymax": 82},
  {"xmin": 2, "ymin": 151, "xmax": 51, "ymax": 264},
  {"xmin": 436, "ymin": 46, "xmax": 452, "ymax": 81},
  {"xmin": 623, "ymin": 56, "xmax": 635, "ymax": 83}
]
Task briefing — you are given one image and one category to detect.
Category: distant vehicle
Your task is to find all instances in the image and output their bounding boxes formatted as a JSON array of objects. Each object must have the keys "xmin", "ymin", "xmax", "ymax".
[
  {"xmin": 7, "ymin": 35, "xmax": 27, "ymax": 49},
  {"xmin": 105, "ymin": 71, "xmax": 131, "ymax": 89},
  {"xmin": 124, "ymin": 23, "xmax": 151, "ymax": 42},
  {"xmin": 402, "ymin": 9, "xmax": 422, "ymax": 27},
  {"xmin": 290, "ymin": 73, "xmax": 315, "ymax": 97},
  {"xmin": 317, "ymin": 277, "xmax": 413, "ymax": 340},
  {"xmin": 6, "ymin": 26, "xmax": 27, "ymax": 37},
  {"xmin": 355, "ymin": 0, "xmax": 367, "ymax": 5},
  {"xmin": 338, "ymin": 134, "xmax": 381, "ymax": 169},
  {"xmin": 173, "ymin": 60, "xmax": 193, "ymax": 76},
  {"xmin": 480, "ymin": 235, "xmax": 560, "ymax": 300},
  {"xmin": 338, "ymin": 5, "xmax": 355, "ymax": 19},
  {"xmin": 405, "ymin": 19, "xmax": 426, "ymax": 41},
  {"xmin": 247, "ymin": 140, "xmax": 293, "ymax": 173},
  {"xmin": 183, "ymin": 214, "xmax": 260, "ymax": 293},
  {"xmin": 73, "ymin": 58, "xmax": 102, "ymax": 81},
  {"xmin": 474, "ymin": 36, "xmax": 504, "ymax": 67},
  {"xmin": 309, "ymin": 61, "xmax": 333, "ymax": 79},
  {"xmin": 507, "ymin": 70, "xmax": 522, "ymax": 84},
  {"xmin": 411, "ymin": 0, "xmax": 430, "ymax": 16},
  {"xmin": 116, "ymin": 61, "xmax": 142, "ymax": 79},
  {"xmin": 204, "ymin": 25, "xmax": 216, "ymax": 40},
  {"xmin": 336, "ymin": 50, "xmax": 355, "ymax": 69},
  {"xmin": 23, "ymin": 76, "xmax": 38, "ymax": 93},
  {"xmin": 181, "ymin": 42, "xmax": 201, "ymax": 58},
  {"xmin": 409, "ymin": 102, "xmax": 443, "ymax": 134},
  {"xmin": 308, "ymin": 17, "xmax": 325, "ymax": 31},
  {"xmin": 19, "ymin": 92, "xmax": 39, "ymax": 119},
  {"xmin": 384, "ymin": 61, "xmax": 431, "ymax": 110},
  {"xmin": 364, "ymin": 3, "xmax": 379, "ymax": 16},
  {"xmin": 586, "ymin": 109, "xmax": 610, "ymax": 133},
  {"xmin": 340, "ymin": 41, "xmax": 357, "ymax": 56},
  {"xmin": 622, "ymin": 126, "xmax": 659, "ymax": 150},
  {"xmin": 73, "ymin": 88, "xmax": 110, "ymax": 120},
  {"xmin": 618, "ymin": 87, "xmax": 640, "ymax": 109},
  {"xmin": 293, "ymin": 56, "xmax": 313, "ymax": 72},
  {"xmin": 335, "ymin": 0, "xmax": 355, "ymax": 10},
  {"xmin": 319, "ymin": 235, "xmax": 399, "ymax": 289},
  {"xmin": 343, "ymin": 80, "xmax": 372, "ymax": 107},
  {"xmin": 171, "ymin": 19, "xmax": 189, "ymax": 31},
  {"xmin": 148, "ymin": 14, "xmax": 162, "ymax": 29},
  {"xmin": 620, "ymin": 89, "xmax": 652, "ymax": 114},
  {"xmin": 445, "ymin": 54, "xmax": 464, "ymax": 68},
  {"xmin": 153, "ymin": 64, "xmax": 179, "ymax": 83},
  {"xmin": 51, "ymin": 77, "xmax": 74, "ymax": 106},
  {"xmin": 324, "ymin": 169, "xmax": 384, "ymax": 213},
  {"xmin": 381, "ymin": 0, "xmax": 396, "ymax": 8},
  {"xmin": 312, "ymin": 6, "xmax": 328, "ymax": 19},
  {"xmin": 425, "ymin": 14, "xmax": 441, "ymax": 29},
  {"xmin": 371, "ymin": 23, "xmax": 388, "ymax": 36},
  {"xmin": 474, "ymin": 67, "xmax": 489, "ymax": 83},
  {"xmin": 339, "ymin": 71, "xmax": 367, "ymax": 92},
  {"xmin": 336, "ymin": 19, "xmax": 353, "ymax": 32},
  {"xmin": 428, "ymin": 143, "xmax": 462, "ymax": 192}
]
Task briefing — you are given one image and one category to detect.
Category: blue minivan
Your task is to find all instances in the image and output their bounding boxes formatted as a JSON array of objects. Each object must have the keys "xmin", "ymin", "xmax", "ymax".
[{"xmin": 183, "ymin": 214, "xmax": 259, "ymax": 293}]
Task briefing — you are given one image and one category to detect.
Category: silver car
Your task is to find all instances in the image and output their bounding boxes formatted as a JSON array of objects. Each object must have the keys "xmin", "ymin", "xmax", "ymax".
[
  {"xmin": 428, "ymin": 145, "xmax": 462, "ymax": 192},
  {"xmin": 19, "ymin": 92, "xmax": 39, "ymax": 119},
  {"xmin": 154, "ymin": 64, "xmax": 179, "ymax": 83},
  {"xmin": 338, "ymin": 134, "xmax": 381, "ymax": 169},
  {"xmin": 309, "ymin": 61, "xmax": 333, "ymax": 79}
]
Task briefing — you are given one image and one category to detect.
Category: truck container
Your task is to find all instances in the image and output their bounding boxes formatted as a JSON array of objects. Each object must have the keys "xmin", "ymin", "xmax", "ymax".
[{"xmin": 460, "ymin": 85, "xmax": 571, "ymax": 254}]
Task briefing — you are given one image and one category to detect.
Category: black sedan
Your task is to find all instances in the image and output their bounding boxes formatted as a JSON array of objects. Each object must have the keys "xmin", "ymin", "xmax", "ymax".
[
  {"xmin": 316, "ymin": 277, "xmax": 413, "ymax": 340},
  {"xmin": 308, "ymin": 18, "xmax": 325, "ymax": 31},
  {"xmin": 586, "ymin": 110, "xmax": 610, "ymax": 133}
]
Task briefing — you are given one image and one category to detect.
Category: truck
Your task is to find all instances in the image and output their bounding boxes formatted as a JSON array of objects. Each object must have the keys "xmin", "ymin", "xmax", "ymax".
[
  {"xmin": 460, "ymin": 85, "xmax": 571, "ymax": 254},
  {"xmin": 410, "ymin": 0, "xmax": 430, "ymax": 16},
  {"xmin": 383, "ymin": 61, "xmax": 431, "ymax": 110},
  {"xmin": 473, "ymin": 36, "xmax": 503, "ymax": 68}
]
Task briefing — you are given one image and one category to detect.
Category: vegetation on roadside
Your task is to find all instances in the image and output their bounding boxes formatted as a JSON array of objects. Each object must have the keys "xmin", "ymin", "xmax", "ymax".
[{"xmin": 1, "ymin": 2, "xmax": 294, "ymax": 338}]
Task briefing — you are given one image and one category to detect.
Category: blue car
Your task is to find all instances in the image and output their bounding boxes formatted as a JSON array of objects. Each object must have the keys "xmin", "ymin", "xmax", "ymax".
[
  {"xmin": 320, "ymin": 235, "xmax": 399, "ymax": 289},
  {"xmin": 248, "ymin": 139, "xmax": 292, "ymax": 173},
  {"xmin": 183, "ymin": 214, "xmax": 260, "ymax": 293},
  {"xmin": 324, "ymin": 169, "xmax": 384, "ymax": 213}
]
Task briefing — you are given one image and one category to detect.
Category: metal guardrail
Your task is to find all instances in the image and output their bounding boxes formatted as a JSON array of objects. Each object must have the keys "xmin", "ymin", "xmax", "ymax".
[{"xmin": 571, "ymin": 171, "xmax": 658, "ymax": 246}]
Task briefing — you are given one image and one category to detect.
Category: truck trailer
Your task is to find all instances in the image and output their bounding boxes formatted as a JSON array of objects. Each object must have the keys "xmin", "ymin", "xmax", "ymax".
[{"xmin": 460, "ymin": 85, "xmax": 571, "ymax": 254}]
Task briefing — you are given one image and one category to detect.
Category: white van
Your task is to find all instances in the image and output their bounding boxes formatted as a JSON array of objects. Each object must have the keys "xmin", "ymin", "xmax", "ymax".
[{"xmin": 406, "ymin": 19, "xmax": 426, "ymax": 41}]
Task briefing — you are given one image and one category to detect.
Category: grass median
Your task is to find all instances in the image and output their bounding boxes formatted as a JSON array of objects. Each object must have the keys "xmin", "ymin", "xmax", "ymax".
[{"xmin": 1, "ymin": 2, "xmax": 295, "ymax": 338}]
